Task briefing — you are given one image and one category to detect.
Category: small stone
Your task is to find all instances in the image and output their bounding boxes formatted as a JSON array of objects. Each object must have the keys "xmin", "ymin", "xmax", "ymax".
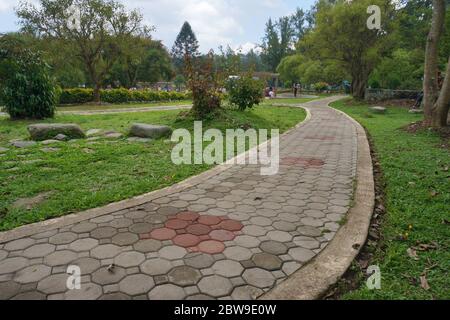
[
  {"xmin": 41, "ymin": 147, "xmax": 59, "ymax": 153},
  {"xmin": 86, "ymin": 129, "xmax": 102, "ymax": 137},
  {"xmin": 54, "ymin": 134, "xmax": 68, "ymax": 141},
  {"xmin": 10, "ymin": 140, "xmax": 37, "ymax": 148},
  {"xmin": 126, "ymin": 137, "xmax": 152, "ymax": 143},
  {"xmin": 41, "ymin": 140, "xmax": 61, "ymax": 145},
  {"xmin": 369, "ymin": 106, "xmax": 387, "ymax": 114},
  {"xmin": 104, "ymin": 131, "xmax": 123, "ymax": 139},
  {"xmin": 0, "ymin": 147, "xmax": 10, "ymax": 153},
  {"xmin": 409, "ymin": 109, "xmax": 423, "ymax": 114}
]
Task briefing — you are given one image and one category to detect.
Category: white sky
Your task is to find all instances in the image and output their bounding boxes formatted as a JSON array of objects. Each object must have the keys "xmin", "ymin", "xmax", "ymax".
[{"xmin": 0, "ymin": 0, "xmax": 316, "ymax": 52}]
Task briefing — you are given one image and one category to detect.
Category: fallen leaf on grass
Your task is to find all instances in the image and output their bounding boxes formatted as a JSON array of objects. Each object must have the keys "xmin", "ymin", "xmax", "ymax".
[
  {"xmin": 419, "ymin": 275, "xmax": 430, "ymax": 290},
  {"xmin": 414, "ymin": 242, "xmax": 439, "ymax": 251},
  {"xmin": 407, "ymin": 248, "xmax": 419, "ymax": 261}
]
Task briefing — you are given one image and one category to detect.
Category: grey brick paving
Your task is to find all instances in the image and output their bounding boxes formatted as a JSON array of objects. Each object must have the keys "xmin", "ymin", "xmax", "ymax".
[{"xmin": 0, "ymin": 97, "xmax": 358, "ymax": 300}]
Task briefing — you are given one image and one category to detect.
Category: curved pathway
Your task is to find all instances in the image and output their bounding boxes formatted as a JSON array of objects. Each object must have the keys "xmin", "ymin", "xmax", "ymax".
[
  {"xmin": 0, "ymin": 105, "xmax": 192, "ymax": 117},
  {"xmin": 0, "ymin": 96, "xmax": 359, "ymax": 300}
]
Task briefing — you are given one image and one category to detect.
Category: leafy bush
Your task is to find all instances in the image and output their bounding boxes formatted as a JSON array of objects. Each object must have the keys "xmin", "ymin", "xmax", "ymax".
[
  {"xmin": 226, "ymin": 75, "xmax": 264, "ymax": 111},
  {"xmin": 313, "ymin": 82, "xmax": 329, "ymax": 92},
  {"xmin": 59, "ymin": 88, "xmax": 94, "ymax": 104},
  {"xmin": 100, "ymin": 88, "xmax": 130, "ymax": 103},
  {"xmin": 1, "ymin": 48, "xmax": 56, "ymax": 119},
  {"xmin": 58, "ymin": 88, "xmax": 190, "ymax": 104}
]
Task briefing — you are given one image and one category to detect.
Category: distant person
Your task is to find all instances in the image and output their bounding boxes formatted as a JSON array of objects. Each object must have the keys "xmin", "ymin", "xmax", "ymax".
[
  {"xmin": 412, "ymin": 91, "xmax": 423, "ymax": 109},
  {"xmin": 269, "ymin": 87, "xmax": 275, "ymax": 99},
  {"xmin": 293, "ymin": 83, "xmax": 299, "ymax": 98}
]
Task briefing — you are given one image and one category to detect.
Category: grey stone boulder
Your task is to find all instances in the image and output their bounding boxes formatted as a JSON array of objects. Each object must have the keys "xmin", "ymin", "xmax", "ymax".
[
  {"xmin": 28, "ymin": 123, "xmax": 85, "ymax": 141},
  {"xmin": 409, "ymin": 109, "xmax": 423, "ymax": 114},
  {"xmin": 369, "ymin": 106, "xmax": 387, "ymax": 114},
  {"xmin": 130, "ymin": 123, "xmax": 172, "ymax": 139}
]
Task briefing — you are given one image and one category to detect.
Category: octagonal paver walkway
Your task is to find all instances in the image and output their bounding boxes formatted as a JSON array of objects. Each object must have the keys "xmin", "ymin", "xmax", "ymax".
[{"xmin": 0, "ymin": 96, "xmax": 358, "ymax": 300}]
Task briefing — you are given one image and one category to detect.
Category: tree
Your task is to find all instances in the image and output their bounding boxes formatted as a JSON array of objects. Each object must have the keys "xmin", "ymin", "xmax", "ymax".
[
  {"xmin": 171, "ymin": 22, "xmax": 199, "ymax": 72},
  {"xmin": 261, "ymin": 17, "xmax": 295, "ymax": 72},
  {"xmin": 299, "ymin": 0, "xmax": 394, "ymax": 99},
  {"xmin": 277, "ymin": 55, "xmax": 304, "ymax": 85},
  {"xmin": 0, "ymin": 35, "xmax": 56, "ymax": 119},
  {"xmin": 17, "ymin": 0, "xmax": 150, "ymax": 103},
  {"xmin": 291, "ymin": 8, "xmax": 307, "ymax": 42},
  {"xmin": 423, "ymin": 0, "xmax": 449, "ymax": 127},
  {"xmin": 109, "ymin": 38, "xmax": 173, "ymax": 87},
  {"xmin": 369, "ymin": 49, "xmax": 424, "ymax": 89}
]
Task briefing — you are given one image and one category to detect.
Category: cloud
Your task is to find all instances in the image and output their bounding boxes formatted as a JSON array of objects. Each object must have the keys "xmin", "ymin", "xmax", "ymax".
[
  {"xmin": 127, "ymin": 0, "xmax": 246, "ymax": 52},
  {"xmin": 234, "ymin": 42, "xmax": 261, "ymax": 54},
  {"xmin": 0, "ymin": 0, "xmax": 313, "ymax": 51},
  {"xmin": 0, "ymin": 1, "xmax": 14, "ymax": 13}
]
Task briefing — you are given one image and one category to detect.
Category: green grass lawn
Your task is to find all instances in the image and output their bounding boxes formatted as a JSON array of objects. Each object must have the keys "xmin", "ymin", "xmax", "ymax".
[
  {"xmin": 0, "ymin": 104, "xmax": 306, "ymax": 231},
  {"xmin": 56, "ymin": 100, "xmax": 192, "ymax": 112},
  {"xmin": 331, "ymin": 99, "xmax": 449, "ymax": 300}
]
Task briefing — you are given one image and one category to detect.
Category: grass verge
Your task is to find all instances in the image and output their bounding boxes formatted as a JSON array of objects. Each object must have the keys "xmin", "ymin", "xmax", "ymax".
[
  {"xmin": 56, "ymin": 100, "xmax": 192, "ymax": 112},
  {"xmin": 0, "ymin": 104, "xmax": 306, "ymax": 231},
  {"xmin": 331, "ymin": 98, "xmax": 449, "ymax": 300}
]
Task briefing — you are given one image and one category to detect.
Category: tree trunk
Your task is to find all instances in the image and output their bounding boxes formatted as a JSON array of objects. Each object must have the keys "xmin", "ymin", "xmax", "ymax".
[
  {"xmin": 432, "ymin": 57, "xmax": 450, "ymax": 127},
  {"xmin": 86, "ymin": 60, "xmax": 102, "ymax": 104},
  {"xmin": 423, "ymin": 0, "xmax": 446, "ymax": 126},
  {"xmin": 351, "ymin": 70, "xmax": 368, "ymax": 100},
  {"xmin": 93, "ymin": 83, "xmax": 101, "ymax": 104}
]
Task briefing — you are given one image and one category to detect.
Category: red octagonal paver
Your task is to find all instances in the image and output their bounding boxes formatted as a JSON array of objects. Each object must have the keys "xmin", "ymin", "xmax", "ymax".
[
  {"xmin": 186, "ymin": 224, "xmax": 212, "ymax": 236},
  {"xmin": 197, "ymin": 240, "xmax": 226, "ymax": 254},
  {"xmin": 176, "ymin": 211, "xmax": 200, "ymax": 222},
  {"xmin": 210, "ymin": 229, "xmax": 236, "ymax": 241},
  {"xmin": 219, "ymin": 220, "xmax": 243, "ymax": 231},
  {"xmin": 165, "ymin": 219, "xmax": 189, "ymax": 230},
  {"xmin": 149, "ymin": 228, "xmax": 177, "ymax": 240},
  {"xmin": 198, "ymin": 216, "xmax": 221, "ymax": 226},
  {"xmin": 173, "ymin": 234, "xmax": 201, "ymax": 247}
]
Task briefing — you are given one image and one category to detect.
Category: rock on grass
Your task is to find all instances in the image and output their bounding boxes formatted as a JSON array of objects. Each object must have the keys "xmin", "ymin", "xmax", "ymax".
[
  {"xmin": 28, "ymin": 123, "xmax": 85, "ymax": 141},
  {"xmin": 130, "ymin": 123, "xmax": 172, "ymax": 139}
]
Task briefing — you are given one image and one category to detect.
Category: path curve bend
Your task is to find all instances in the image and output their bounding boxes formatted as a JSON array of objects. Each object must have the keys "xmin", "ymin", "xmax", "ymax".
[{"xmin": 0, "ymin": 96, "xmax": 374, "ymax": 300}]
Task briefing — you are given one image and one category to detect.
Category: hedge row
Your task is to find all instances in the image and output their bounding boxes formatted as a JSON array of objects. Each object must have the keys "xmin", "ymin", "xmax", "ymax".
[{"xmin": 58, "ymin": 88, "xmax": 192, "ymax": 105}]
